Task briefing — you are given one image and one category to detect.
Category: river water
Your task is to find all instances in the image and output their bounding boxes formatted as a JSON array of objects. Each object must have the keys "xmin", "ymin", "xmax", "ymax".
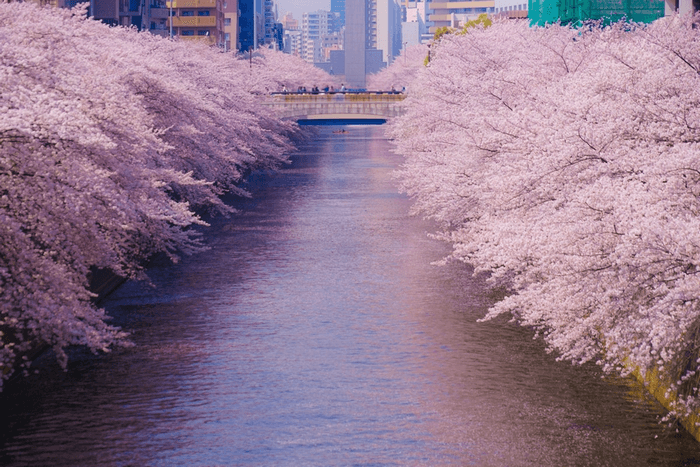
[{"xmin": 2, "ymin": 126, "xmax": 700, "ymax": 466}]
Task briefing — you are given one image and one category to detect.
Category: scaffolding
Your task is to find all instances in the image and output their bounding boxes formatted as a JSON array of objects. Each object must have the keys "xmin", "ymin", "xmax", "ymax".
[{"xmin": 529, "ymin": 0, "xmax": 664, "ymax": 25}]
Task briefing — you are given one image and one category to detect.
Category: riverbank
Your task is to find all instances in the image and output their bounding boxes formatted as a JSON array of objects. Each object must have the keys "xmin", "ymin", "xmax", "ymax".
[{"xmin": 634, "ymin": 368, "xmax": 700, "ymax": 441}]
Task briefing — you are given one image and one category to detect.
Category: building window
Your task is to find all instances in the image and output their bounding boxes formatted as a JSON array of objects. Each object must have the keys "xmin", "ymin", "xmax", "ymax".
[
  {"xmin": 225, "ymin": 32, "xmax": 230, "ymax": 40},
  {"xmin": 181, "ymin": 29, "xmax": 195, "ymax": 35},
  {"xmin": 197, "ymin": 10, "xmax": 210, "ymax": 15},
  {"xmin": 181, "ymin": 10, "xmax": 194, "ymax": 15},
  {"xmin": 224, "ymin": 17, "xmax": 231, "ymax": 25},
  {"xmin": 197, "ymin": 29, "xmax": 210, "ymax": 35}
]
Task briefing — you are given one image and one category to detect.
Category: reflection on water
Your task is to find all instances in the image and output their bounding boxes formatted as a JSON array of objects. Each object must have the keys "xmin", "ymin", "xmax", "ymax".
[{"xmin": 1, "ymin": 126, "xmax": 700, "ymax": 466}]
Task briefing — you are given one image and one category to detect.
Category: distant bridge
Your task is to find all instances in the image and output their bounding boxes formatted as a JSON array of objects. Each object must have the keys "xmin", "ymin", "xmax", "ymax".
[{"xmin": 263, "ymin": 92, "xmax": 406, "ymax": 123}]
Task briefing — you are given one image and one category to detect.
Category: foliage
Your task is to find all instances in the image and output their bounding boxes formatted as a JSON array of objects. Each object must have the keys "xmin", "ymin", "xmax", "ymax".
[
  {"xmin": 433, "ymin": 14, "xmax": 493, "ymax": 42},
  {"xmin": 239, "ymin": 47, "xmax": 339, "ymax": 94},
  {"xmin": 425, "ymin": 15, "xmax": 494, "ymax": 67},
  {"xmin": 0, "ymin": 2, "xmax": 326, "ymax": 387},
  {"xmin": 391, "ymin": 16, "xmax": 700, "ymax": 423},
  {"xmin": 461, "ymin": 13, "xmax": 493, "ymax": 32}
]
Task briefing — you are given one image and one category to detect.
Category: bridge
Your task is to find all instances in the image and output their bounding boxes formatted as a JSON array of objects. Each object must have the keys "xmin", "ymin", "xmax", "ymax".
[{"xmin": 263, "ymin": 92, "xmax": 406, "ymax": 124}]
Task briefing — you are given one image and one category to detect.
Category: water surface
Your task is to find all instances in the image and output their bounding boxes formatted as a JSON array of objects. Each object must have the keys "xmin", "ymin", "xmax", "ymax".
[{"xmin": 1, "ymin": 126, "xmax": 700, "ymax": 466}]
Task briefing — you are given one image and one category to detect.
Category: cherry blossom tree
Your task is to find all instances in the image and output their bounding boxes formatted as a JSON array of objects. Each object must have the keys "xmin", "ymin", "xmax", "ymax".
[
  {"xmin": 366, "ymin": 44, "xmax": 428, "ymax": 92},
  {"xmin": 241, "ymin": 47, "xmax": 339, "ymax": 94},
  {"xmin": 0, "ymin": 2, "xmax": 325, "ymax": 387},
  {"xmin": 391, "ymin": 16, "xmax": 700, "ymax": 423}
]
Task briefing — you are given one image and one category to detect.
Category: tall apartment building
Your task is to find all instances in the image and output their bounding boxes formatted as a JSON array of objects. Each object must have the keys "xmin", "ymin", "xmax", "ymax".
[
  {"xmin": 165, "ymin": 0, "xmax": 220, "ymax": 45},
  {"xmin": 284, "ymin": 29, "xmax": 303, "ymax": 56},
  {"xmin": 320, "ymin": 31, "xmax": 344, "ymax": 62},
  {"xmin": 401, "ymin": 0, "xmax": 431, "ymax": 46},
  {"xmin": 282, "ymin": 12, "xmax": 302, "ymax": 56},
  {"xmin": 281, "ymin": 11, "xmax": 298, "ymax": 30},
  {"xmin": 222, "ymin": 0, "xmax": 239, "ymax": 51},
  {"xmin": 92, "ymin": 0, "xmax": 228, "ymax": 44},
  {"xmin": 360, "ymin": 0, "xmax": 401, "ymax": 66},
  {"xmin": 239, "ymin": 0, "xmax": 255, "ymax": 51},
  {"xmin": 331, "ymin": 0, "xmax": 346, "ymax": 27},
  {"xmin": 263, "ymin": 0, "xmax": 275, "ymax": 44},
  {"xmin": 92, "ymin": 0, "xmax": 171, "ymax": 33},
  {"xmin": 301, "ymin": 10, "xmax": 337, "ymax": 62}
]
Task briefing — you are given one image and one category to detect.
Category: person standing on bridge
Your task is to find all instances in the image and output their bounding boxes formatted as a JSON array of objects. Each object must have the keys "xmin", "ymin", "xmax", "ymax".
[{"xmin": 340, "ymin": 83, "xmax": 346, "ymax": 92}]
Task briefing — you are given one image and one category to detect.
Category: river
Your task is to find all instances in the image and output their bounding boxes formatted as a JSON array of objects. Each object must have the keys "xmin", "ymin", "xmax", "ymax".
[{"xmin": 1, "ymin": 126, "xmax": 699, "ymax": 466}]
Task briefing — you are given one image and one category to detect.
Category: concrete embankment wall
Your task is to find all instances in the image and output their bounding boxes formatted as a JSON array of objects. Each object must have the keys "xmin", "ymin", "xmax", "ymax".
[{"xmin": 634, "ymin": 368, "xmax": 700, "ymax": 441}]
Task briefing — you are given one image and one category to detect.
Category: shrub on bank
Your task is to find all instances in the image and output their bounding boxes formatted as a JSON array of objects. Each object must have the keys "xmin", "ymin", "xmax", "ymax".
[{"xmin": 391, "ymin": 16, "xmax": 700, "ymax": 425}]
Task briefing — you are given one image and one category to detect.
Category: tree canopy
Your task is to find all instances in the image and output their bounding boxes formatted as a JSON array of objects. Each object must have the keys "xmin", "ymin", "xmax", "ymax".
[
  {"xmin": 391, "ymin": 16, "xmax": 700, "ymax": 423},
  {"xmin": 0, "ymin": 2, "xmax": 331, "ymax": 386}
]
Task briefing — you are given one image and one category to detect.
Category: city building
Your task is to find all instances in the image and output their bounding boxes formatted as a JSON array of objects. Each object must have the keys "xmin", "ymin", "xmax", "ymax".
[
  {"xmin": 284, "ymin": 29, "xmax": 303, "ymax": 56},
  {"xmin": 164, "ymin": 0, "xmax": 220, "ymax": 45},
  {"xmin": 320, "ymin": 31, "xmax": 344, "ymax": 61},
  {"xmin": 331, "ymin": 0, "xmax": 346, "ymax": 27},
  {"xmin": 371, "ymin": 0, "xmax": 402, "ymax": 66},
  {"xmin": 527, "ymin": 0, "xmax": 700, "ymax": 24},
  {"xmin": 91, "ymin": 0, "xmax": 171, "ymax": 33},
  {"xmin": 528, "ymin": 0, "xmax": 664, "ymax": 24},
  {"xmin": 239, "ymin": 0, "xmax": 255, "ymax": 51},
  {"xmin": 222, "ymin": 0, "xmax": 239, "ymax": 51},
  {"xmin": 301, "ymin": 10, "xmax": 338, "ymax": 62},
  {"xmin": 427, "ymin": 1, "xmax": 494, "ymax": 32},
  {"xmin": 281, "ymin": 11, "xmax": 298, "ymax": 30},
  {"xmin": 401, "ymin": 0, "xmax": 432, "ymax": 46},
  {"xmin": 494, "ymin": 0, "xmax": 527, "ymax": 14},
  {"xmin": 343, "ymin": 0, "xmax": 391, "ymax": 87}
]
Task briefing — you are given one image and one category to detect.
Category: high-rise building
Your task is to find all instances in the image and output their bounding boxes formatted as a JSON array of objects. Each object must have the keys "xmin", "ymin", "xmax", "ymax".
[
  {"xmin": 282, "ymin": 12, "xmax": 302, "ymax": 56},
  {"xmin": 401, "ymin": 0, "xmax": 431, "ymax": 46},
  {"xmin": 284, "ymin": 29, "xmax": 303, "ymax": 56},
  {"xmin": 222, "ymin": 0, "xmax": 239, "ymax": 51},
  {"xmin": 301, "ymin": 10, "xmax": 337, "ymax": 62},
  {"xmin": 342, "ymin": 0, "xmax": 399, "ymax": 84},
  {"xmin": 91, "ymin": 0, "xmax": 171, "ymax": 33},
  {"xmin": 239, "ymin": 0, "xmax": 255, "ymax": 51},
  {"xmin": 165, "ymin": 0, "xmax": 220, "ymax": 44},
  {"xmin": 263, "ymin": 0, "xmax": 276, "ymax": 44},
  {"xmin": 374, "ymin": 0, "xmax": 401, "ymax": 65},
  {"xmin": 344, "ymin": 0, "xmax": 366, "ymax": 87},
  {"xmin": 281, "ymin": 11, "xmax": 298, "ymax": 30},
  {"xmin": 331, "ymin": 0, "xmax": 346, "ymax": 27}
]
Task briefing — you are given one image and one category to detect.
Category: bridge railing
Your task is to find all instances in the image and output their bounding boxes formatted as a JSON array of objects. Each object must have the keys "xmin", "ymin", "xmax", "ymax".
[
  {"xmin": 268, "ymin": 91, "xmax": 406, "ymax": 101},
  {"xmin": 264, "ymin": 91, "xmax": 407, "ymax": 120}
]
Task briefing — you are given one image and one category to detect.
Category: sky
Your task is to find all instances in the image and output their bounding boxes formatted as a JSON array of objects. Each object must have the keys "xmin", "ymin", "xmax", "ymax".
[{"xmin": 276, "ymin": 0, "xmax": 330, "ymax": 22}]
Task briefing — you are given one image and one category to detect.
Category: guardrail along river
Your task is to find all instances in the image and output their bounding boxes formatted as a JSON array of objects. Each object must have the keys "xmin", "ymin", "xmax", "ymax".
[{"xmin": 1, "ymin": 126, "xmax": 700, "ymax": 466}]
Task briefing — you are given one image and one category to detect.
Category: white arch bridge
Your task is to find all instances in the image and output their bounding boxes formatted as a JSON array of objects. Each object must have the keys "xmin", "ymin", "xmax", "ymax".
[{"xmin": 262, "ymin": 92, "xmax": 407, "ymax": 123}]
